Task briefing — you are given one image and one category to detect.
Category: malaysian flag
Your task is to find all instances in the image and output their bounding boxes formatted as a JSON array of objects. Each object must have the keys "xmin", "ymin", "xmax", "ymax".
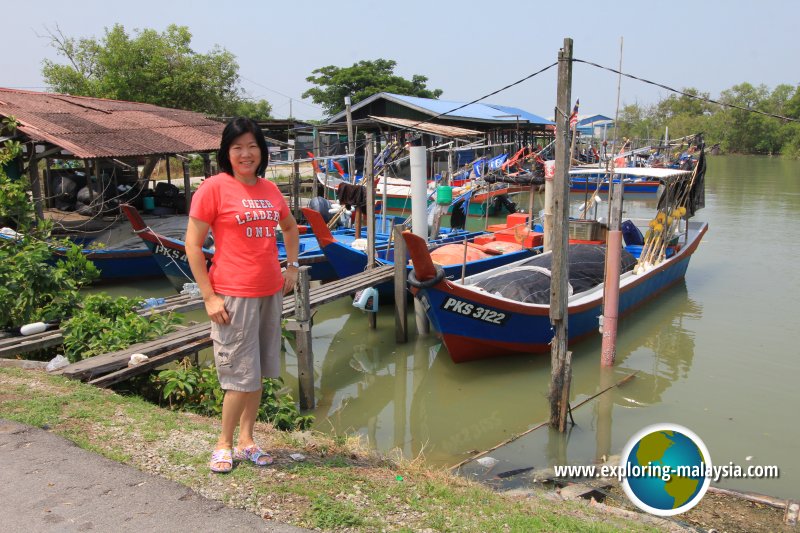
[{"xmin": 569, "ymin": 99, "xmax": 580, "ymax": 130}]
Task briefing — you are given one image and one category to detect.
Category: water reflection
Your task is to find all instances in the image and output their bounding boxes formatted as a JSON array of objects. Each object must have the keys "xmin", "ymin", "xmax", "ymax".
[{"xmin": 304, "ymin": 278, "xmax": 702, "ymax": 471}]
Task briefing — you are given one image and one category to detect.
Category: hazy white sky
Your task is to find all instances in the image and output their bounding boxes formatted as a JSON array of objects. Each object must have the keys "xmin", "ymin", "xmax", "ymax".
[{"xmin": 3, "ymin": 0, "xmax": 797, "ymax": 121}]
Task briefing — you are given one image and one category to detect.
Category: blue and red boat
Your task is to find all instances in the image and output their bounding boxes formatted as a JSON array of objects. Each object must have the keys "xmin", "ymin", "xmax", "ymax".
[
  {"xmin": 301, "ymin": 207, "xmax": 542, "ymax": 299},
  {"xmin": 402, "ymin": 160, "xmax": 708, "ymax": 363},
  {"xmin": 119, "ymin": 204, "xmax": 400, "ymax": 292}
]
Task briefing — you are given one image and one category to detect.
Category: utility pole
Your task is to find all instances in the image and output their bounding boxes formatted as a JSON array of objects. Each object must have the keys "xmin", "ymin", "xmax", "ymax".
[{"xmin": 548, "ymin": 37, "xmax": 574, "ymax": 432}]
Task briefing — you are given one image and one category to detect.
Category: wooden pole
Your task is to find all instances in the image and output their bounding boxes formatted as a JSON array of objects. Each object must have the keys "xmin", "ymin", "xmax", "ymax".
[
  {"xmin": 94, "ymin": 159, "xmax": 103, "ymax": 213},
  {"xmin": 393, "ymin": 224, "xmax": 408, "ymax": 343},
  {"xmin": 365, "ymin": 134, "xmax": 377, "ymax": 329},
  {"xmin": 548, "ymin": 37, "xmax": 574, "ymax": 432},
  {"xmin": 345, "ymin": 96, "xmax": 356, "ymax": 181},
  {"xmin": 294, "ymin": 266, "xmax": 315, "ymax": 409},
  {"xmin": 27, "ymin": 153, "xmax": 44, "ymax": 220},
  {"xmin": 182, "ymin": 160, "xmax": 192, "ymax": 214},
  {"xmin": 44, "ymin": 158, "xmax": 53, "ymax": 209},
  {"xmin": 312, "ymin": 127, "xmax": 320, "ymax": 198},
  {"xmin": 165, "ymin": 155, "xmax": 172, "ymax": 184},
  {"xmin": 202, "ymin": 153, "xmax": 211, "ymax": 179}
]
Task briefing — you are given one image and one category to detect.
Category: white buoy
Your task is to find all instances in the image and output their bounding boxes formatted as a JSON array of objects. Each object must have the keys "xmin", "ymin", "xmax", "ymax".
[{"xmin": 20, "ymin": 322, "xmax": 47, "ymax": 336}]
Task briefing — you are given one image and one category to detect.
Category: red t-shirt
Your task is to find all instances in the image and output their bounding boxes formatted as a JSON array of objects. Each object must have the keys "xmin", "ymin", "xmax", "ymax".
[{"xmin": 189, "ymin": 173, "xmax": 289, "ymax": 297}]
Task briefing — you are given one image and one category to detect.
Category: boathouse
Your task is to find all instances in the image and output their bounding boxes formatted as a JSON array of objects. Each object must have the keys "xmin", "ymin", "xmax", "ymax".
[
  {"xmin": 316, "ymin": 92, "xmax": 554, "ymax": 176},
  {"xmin": 0, "ymin": 87, "xmax": 224, "ymax": 231}
]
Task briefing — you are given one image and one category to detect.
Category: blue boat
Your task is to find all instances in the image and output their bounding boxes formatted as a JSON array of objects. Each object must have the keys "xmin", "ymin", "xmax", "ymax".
[
  {"xmin": 0, "ymin": 217, "xmax": 188, "ymax": 283},
  {"xmin": 301, "ymin": 207, "xmax": 540, "ymax": 300},
  {"xmin": 119, "ymin": 204, "xmax": 402, "ymax": 292},
  {"xmin": 401, "ymin": 163, "xmax": 708, "ymax": 363}
]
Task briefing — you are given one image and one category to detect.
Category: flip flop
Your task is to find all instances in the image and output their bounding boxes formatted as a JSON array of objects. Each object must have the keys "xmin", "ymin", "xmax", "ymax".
[
  {"xmin": 234, "ymin": 444, "xmax": 274, "ymax": 466},
  {"xmin": 209, "ymin": 448, "xmax": 233, "ymax": 473}
]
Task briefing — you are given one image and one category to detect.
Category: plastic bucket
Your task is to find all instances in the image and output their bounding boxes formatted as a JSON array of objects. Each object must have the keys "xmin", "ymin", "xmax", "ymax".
[
  {"xmin": 436, "ymin": 185, "xmax": 452, "ymax": 205},
  {"xmin": 143, "ymin": 196, "xmax": 155, "ymax": 211}
]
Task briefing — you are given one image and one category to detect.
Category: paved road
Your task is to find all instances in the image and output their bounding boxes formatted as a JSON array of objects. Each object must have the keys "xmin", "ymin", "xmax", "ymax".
[{"xmin": 0, "ymin": 420, "xmax": 309, "ymax": 532}]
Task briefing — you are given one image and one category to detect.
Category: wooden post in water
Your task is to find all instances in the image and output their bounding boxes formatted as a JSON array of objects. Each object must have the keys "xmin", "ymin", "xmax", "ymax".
[
  {"xmin": 294, "ymin": 266, "xmax": 315, "ymax": 409},
  {"xmin": 182, "ymin": 159, "xmax": 192, "ymax": 214},
  {"xmin": 548, "ymin": 37, "xmax": 574, "ymax": 432},
  {"xmin": 365, "ymin": 134, "xmax": 377, "ymax": 329},
  {"xmin": 393, "ymin": 224, "xmax": 409, "ymax": 343}
]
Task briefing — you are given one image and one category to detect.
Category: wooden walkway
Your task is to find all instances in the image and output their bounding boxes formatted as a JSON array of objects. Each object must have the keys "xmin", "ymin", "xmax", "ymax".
[
  {"xmin": 0, "ymin": 293, "xmax": 206, "ymax": 360},
  {"xmin": 55, "ymin": 265, "xmax": 395, "ymax": 387}
]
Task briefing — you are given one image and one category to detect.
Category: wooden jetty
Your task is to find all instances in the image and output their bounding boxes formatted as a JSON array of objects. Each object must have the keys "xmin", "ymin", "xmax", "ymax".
[
  {"xmin": 54, "ymin": 265, "xmax": 396, "ymax": 390},
  {"xmin": 0, "ymin": 292, "xmax": 206, "ymax": 360}
]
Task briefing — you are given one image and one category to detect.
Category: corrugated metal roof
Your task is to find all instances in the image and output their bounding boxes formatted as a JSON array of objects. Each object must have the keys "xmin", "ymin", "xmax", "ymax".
[
  {"xmin": 368, "ymin": 115, "xmax": 482, "ymax": 138},
  {"xmin": 577, "ymin": 114, "xmax": 614, "ymax": 126},
  {"xmin": 484, "ymin": 104, "xmax": 554, "ymax": 126},
  {"xmin": 0, "ymin": 88, "xmax": 224, "ymax": 159},
  {"xmin": 327, "ymin": 92, "xmax": 552, "ymax": 126}
]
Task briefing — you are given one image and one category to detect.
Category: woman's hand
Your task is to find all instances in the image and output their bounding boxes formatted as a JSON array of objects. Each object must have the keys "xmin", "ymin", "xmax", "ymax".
[
  {"xmin": 282, "ymin": 267, "xmax": 299, "ymax": 295},
  {"xmin": 204, "ymin": 294, "xmax": 229, "ymax": 324}
]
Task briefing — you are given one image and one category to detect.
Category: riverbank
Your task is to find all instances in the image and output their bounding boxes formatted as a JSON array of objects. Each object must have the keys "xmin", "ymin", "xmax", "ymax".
[{"xmin": 0, "ymin": 368, "xmax": 792, "ymax": 532}]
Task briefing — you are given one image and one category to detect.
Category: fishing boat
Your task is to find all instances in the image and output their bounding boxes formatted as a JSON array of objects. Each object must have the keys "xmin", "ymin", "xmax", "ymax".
[
  {"xmin": 569, "ymin": 172, "xmax": 661, "ymax": 194},
  {"xmin": 0, "ymin": 215, "xmax": 189, "ymax": 283},
  {"xmin": 401, "ymin": 163, "xmax": 707, "ymax": 363},
  {"xmin": 119, "ymin": 204, "xmax": 400, "ymax": 292},
  {"xmin": 301, "ymin": 207, "xmax": 541, "ymax": 299}
]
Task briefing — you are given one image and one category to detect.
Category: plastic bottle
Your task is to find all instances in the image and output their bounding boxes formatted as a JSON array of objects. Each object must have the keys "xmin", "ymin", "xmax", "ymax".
[
  {"xmin": 141, "ymin": 297, "xmax": 166, "ymax": 309},
  {"xmin": 20, "ymin": 322, "xmax": 47, "ymax": 336}
]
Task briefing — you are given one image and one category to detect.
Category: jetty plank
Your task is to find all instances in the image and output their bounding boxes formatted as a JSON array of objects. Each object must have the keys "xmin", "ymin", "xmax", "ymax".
[
  {"xmin": 0, "ymin": 293, "xmax": 204, "ymax": 360},
  {"xmin": 89, "ymin": 337, "xmax": 210, "ymax": 388},
  {"xmin": 56, "ymin": 266, "xmax": 396, "ymax": 383}
]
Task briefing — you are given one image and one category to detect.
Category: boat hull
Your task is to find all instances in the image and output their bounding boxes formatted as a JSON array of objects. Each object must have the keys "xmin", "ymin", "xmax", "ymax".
[{"xmin": 410, "ymin": 223, "xmax": 707, "ymax": 362}]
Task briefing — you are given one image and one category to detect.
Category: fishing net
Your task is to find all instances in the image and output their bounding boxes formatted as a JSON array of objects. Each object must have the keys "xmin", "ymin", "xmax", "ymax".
[{"xmin": 472, "ymin": 244, "xmax": 637, "ymax": 304}]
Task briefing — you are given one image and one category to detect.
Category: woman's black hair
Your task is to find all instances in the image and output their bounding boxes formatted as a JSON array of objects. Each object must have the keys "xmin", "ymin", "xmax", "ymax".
[{"xmin": 217, "ymin": 117, "xmax": 270, "ymax": 176}]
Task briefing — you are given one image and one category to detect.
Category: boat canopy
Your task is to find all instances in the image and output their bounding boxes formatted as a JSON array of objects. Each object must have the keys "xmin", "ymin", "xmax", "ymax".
[{"xmin": 569, "ymin": 167, "xmax": 692, "ymax": 181}]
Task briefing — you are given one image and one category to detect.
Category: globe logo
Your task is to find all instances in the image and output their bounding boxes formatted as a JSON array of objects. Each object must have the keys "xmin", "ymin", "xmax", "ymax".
[{"xmin": 620, "ymin": 423, "xmax": 711, "ymax": 516}]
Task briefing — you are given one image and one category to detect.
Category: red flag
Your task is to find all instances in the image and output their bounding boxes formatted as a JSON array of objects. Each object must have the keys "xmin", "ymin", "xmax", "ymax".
[{"xmin": 569, "ymin": 99, "xmax": 580, "ymax": 130}]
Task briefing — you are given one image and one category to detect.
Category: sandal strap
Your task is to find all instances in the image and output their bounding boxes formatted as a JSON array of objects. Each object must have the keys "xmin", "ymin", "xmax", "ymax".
[{"xmin": 211, "ymin": 449, "xmax": 233, "ymax": 463}]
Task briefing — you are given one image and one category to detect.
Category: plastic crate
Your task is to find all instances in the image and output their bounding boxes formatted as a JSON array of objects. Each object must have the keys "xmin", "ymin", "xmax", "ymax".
[{"xmin": 568, "ymin": 220, "xmax": 599, "ymax": 241}]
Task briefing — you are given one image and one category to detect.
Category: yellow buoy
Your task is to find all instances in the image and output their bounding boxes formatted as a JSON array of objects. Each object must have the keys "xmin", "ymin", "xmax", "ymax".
[
  {"xmin": 654, "ymin": 223, "xmax": 664, "ymax": 233},
  {"xmin": 656, "ymin": 212, "xmax": 666, "ymax": 223}
]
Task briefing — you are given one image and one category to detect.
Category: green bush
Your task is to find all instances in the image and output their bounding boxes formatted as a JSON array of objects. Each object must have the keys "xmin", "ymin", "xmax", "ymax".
[
  {"xmin": 152, "ymin": 358, "xmax": 314, "ymax": 430},
  {"xmin": 62, "ymin": 294, "xmax": 182, "ymax": 363}
]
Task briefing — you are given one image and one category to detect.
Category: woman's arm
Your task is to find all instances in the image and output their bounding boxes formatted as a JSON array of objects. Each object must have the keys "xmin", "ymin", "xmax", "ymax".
[
  {"xmin": 279, "ymin": 213, "xmax": 300, "ymax": 295},
  {"xmin": 185, "ymin": 217, "xmax": 229, "ymax": 324}
]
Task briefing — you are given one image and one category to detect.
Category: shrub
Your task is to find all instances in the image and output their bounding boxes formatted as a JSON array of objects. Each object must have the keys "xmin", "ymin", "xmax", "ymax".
[{"xmin": 152, "ymin": 358, "xmax": 314, "ymax": 430}]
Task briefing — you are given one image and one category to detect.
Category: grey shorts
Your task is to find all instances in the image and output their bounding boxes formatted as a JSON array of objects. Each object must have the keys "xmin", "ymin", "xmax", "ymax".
[{"xmin": 210, "ymin": 293, "xmax": 283, "ymax": 392}]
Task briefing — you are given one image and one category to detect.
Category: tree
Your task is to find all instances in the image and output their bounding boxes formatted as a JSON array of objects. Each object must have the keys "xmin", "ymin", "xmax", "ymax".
[
  {"xmin": 302, "ymin": 59, "xmax": 443, "ymax": 116},
  {"xmin": 41, "ymin": 24, "xmax": 271, "ymax": 118}
]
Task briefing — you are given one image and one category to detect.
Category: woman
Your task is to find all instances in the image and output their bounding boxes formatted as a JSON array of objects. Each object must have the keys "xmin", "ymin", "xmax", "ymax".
[{"xmin": 185, "ymin": 117, "xmax": 300, "ymax": 473}]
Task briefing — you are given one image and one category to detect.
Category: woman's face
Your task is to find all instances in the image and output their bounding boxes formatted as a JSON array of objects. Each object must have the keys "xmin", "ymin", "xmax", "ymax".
[{"xmin": 229, "ymin": 132, "xmax": 261, "ymax": 178}]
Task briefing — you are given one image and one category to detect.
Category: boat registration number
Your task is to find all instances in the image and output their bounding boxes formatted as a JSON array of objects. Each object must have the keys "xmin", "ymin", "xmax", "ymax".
[
  {"xmin": 154, "ymin": 243, "xmax": 187, "ymax": 262},
  {"xmin": 441, "ymin": 297, "xmax": 508, "ymax": 325}
]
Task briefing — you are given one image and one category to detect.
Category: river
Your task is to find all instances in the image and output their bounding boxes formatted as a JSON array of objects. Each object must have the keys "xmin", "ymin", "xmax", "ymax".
[{"xmin": 104, "ymin": 155, "xmax": 799, "ymax": 499}]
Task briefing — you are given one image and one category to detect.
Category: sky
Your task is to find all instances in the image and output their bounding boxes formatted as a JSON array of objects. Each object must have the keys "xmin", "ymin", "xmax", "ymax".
[{"xmin": 3, "ymin": 0, "xmax": 797, "ymax": 122}]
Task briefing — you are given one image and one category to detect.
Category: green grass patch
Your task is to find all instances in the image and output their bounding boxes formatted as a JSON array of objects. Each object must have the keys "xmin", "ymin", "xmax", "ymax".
[{"xmin": 308, "ymin": 495, "xmax": 365, "ymax": 530}]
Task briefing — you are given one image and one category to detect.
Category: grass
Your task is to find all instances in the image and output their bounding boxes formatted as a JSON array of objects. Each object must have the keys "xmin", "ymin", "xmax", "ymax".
[{"xmin": 0, "ymin": 368, "xmax": 658, "ymax": 532}]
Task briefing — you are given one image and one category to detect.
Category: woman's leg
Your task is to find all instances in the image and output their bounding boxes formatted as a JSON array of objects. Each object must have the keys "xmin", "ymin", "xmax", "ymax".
[
  {"xmin": 211, "ymin": 389, "xmax": 249, "ymax": 470},
  {"xmin": 236, "ymin": 389, "xmax": 263, "ymax": 448}
]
